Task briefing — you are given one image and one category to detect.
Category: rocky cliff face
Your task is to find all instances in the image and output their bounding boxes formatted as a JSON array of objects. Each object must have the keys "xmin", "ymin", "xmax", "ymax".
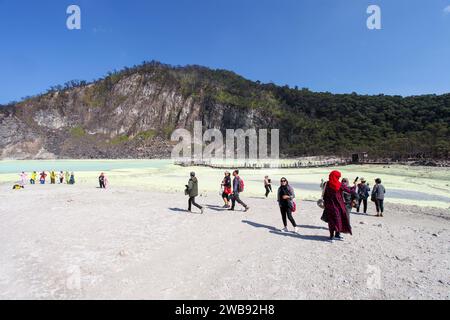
[
  {"xmin": 0, "ymin": 64, "xmax": 274, "ymax": 159},
  {"xmin": 2, "ymin": 62, "xmax": 449, "ymax": 160}
]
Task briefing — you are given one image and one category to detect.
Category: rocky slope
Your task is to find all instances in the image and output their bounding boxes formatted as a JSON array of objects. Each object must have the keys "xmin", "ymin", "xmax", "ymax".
[{"xmin": 1, "ymin": 61, "xmax": 449, "ymax": 159}]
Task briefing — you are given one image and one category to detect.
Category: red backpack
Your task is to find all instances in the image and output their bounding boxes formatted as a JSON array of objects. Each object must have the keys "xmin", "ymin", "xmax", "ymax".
[{"xmin": 238, "ymin": 178, "xmax": 244, "ymax": 192}]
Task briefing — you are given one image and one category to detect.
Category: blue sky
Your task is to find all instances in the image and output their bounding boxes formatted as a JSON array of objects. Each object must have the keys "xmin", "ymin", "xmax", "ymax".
[{"xmin": 0, "ymin": 0, "xmax": 450, "ymax": 104}]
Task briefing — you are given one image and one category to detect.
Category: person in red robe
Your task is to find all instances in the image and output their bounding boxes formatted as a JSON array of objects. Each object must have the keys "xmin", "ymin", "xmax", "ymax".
[{"xmin": 323, "ymin": 170, "xmax": 353, "ymax": 241}]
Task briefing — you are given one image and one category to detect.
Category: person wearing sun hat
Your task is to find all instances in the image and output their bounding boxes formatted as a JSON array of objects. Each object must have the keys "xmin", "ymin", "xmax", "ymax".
[{"xmin": 357, "ymin": 177, "xmax": 370, "ymax": 214}]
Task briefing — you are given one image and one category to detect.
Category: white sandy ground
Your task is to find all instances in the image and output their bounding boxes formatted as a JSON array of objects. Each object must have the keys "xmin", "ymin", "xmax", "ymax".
[{"xmin": 0, "ymin": 183, "xmax": 449, "ymax": 300}]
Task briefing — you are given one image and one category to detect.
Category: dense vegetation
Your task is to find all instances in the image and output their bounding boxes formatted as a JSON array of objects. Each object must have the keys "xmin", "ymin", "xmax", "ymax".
[{"xmin": 3, "ymin": 61, "xmax": 449, "ymax": 159}]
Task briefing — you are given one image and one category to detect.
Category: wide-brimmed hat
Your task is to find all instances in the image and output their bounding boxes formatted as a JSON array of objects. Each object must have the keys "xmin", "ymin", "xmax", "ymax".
[{"xmin": 360, "ymin": 177, "xmax": 366, "ymax": 182}]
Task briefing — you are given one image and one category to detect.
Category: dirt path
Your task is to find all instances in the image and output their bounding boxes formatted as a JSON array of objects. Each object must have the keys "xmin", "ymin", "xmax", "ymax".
[{"xmin": 0, "ymin": 184, "xmax": 448, "ymax": 299}]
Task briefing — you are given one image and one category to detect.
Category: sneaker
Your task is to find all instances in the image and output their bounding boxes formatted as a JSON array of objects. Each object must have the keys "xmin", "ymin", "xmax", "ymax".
[
  {"xmin": 244, "ymin": 207, "xmax": 250, "ymax": 212},
  {"xmin": 380, "ymin": 213, "xmax": 384, "ymax": 217},
  {"xmin": 335, "ymin": 234, "xmax": 344, "ymax": 241},
  {"xmin": 228, "ymin": 208, "xmax": 234, "ymax": 211},
  {"xmin": 329, "ymin": 238, "xmax": 335, "ymax": 243},
  {"xmin": 281, "ymin": 227, "xmax": 288, "ymax": 233},
  {"xmin": 294, "ymin": 227, "xmax": 300, "ymax": 234}
]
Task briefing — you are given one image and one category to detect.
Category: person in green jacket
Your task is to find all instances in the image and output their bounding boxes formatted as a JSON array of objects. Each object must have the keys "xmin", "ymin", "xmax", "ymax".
[{"xmin": 186, "ymin": 172, "xmax": 204, "ymax": 214}]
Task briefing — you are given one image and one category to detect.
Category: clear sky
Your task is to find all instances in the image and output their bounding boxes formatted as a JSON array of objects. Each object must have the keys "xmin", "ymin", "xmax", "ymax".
[{"xmin": 1, "ymin": 0, "xmax": 450, "ymax": 104}]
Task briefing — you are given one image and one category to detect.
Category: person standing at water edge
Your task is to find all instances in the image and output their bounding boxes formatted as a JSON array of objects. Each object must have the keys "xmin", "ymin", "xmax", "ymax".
[
  {"xmin": 229, "ymin": 170, "xmax": 249, "ymax": 212},
  {"xmin": 30, "ymin": 171, "xmax": 37, "ymax": 185},
  {"xmin": 50, "ymin": 171, "xmax": 56, "ymax": 184},
  {"xmin": 356, "ymin": 178, "xmax": 370, "ymax": 214},
  {"xmin": 65, "ymin": 171, "xmax": 70, "ymax": 184},
  {"xmin": 39, "ymin": 171, "xmax": 47, "ymax": 184},
  {"xmin": 99, "ymin": 173, "xmax": 108, "ymax": 189},
  {"xmin": 277, "ymin": 178, "xmax": 299, "ymax": 234},
  {"xmin": 69, "ymin": 172, "xmax": 75, "ymax": 185},
  {"xmin": 221, "ymin": 171, "xmax": 232, "ymax": 208},
  {"xmin": 19, "ymin": 172, "xmax": 27, "ymax": 187},
  {"xmin": 186, "ymin": 172, "xmax": 204, "ymax": 214},
  {"xmin": 323, "ymin": 170, "xmax": 352, "ymax": 242},
  {"xmin": 264, "ymin": 176, "xmax": 272, "ymax": 198},
  {"xmin": 59, "ymin": 171, "xmax": 64, "ymax": 184},
  {"xmin": 372, "ymin": 178, "xmax": 386, "ymax": 217}
]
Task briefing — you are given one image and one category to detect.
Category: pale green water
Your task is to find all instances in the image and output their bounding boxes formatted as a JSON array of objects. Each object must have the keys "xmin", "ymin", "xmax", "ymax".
[
  {"xmin": 0, "ymin": 159, "xmax": 170, "ymax": 173},
  {"xmin": 1, "ymin": 160, "xmax": 449, "ymax": 209}
]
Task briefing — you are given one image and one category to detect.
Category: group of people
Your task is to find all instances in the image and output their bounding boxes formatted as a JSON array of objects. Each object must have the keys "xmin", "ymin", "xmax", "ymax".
[
  {"xmin": 185, "ymin": 170, "xmax": 250, "ymax": 214},
  {"xmin": 185, "ymin": 169, "xmax": 386, "ymax": 243},
  {"xmin": 16, "ymin": 171, "xmax": 110, "ymax": 189},
  {"xmin": 320, "ymin": 172, "xmax": 386, "ymax": 241},
  {"xmin": 17, "ymin": 171, "xmax": 75, "ymax": 187}
]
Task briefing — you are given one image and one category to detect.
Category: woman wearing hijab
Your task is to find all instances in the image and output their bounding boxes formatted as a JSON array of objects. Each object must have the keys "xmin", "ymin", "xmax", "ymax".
[
  {"xmin": 277, "ymin": 177, "xmax": 299, "ymax": 234},
  {"xmin": 323, "ymin": 170, "xmax": 352, "ymax": 242}
]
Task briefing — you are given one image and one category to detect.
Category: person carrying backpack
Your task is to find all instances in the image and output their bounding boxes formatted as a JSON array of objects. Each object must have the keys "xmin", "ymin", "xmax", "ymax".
[
  {"xmin": 186, "ymin": 172, "xmax": 204, "ymax": 214},
  {"xmin": 229, "ymin": 170, "xmax": 249, "ymax": 212},
  {"xmin": 277, "ymin": 177, "xmax": 299, "ymax": 233}
]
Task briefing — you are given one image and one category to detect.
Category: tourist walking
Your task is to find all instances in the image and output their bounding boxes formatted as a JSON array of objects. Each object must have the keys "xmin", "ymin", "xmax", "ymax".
[
  {"xmin": 323, "ymin": 170, "xmax": 352, "ymax": 242},
  {"xmin": 264, "ymin": 176, "xmax": 272, "ymax": 198},
  {"xmin": 229, "ymin": 170, "xmax": 249, "ymax": 212},
  {"xmin": 372, "ymin": 178, "xmax": 386, "ymax": 217},
  {"xmin": 221, "ymin": 171, "xmax": 232, "ymax": 208},
  {"xmin": 356, "ymin": 178, "xmax": 370, "ymax": 214},
  {"xmin": 277, "ymin": 177, "xmax": 299, "ymax": 233},
  {"xmin": 186, "ymin": 172, "xmax": 204, "ymax": 214}
]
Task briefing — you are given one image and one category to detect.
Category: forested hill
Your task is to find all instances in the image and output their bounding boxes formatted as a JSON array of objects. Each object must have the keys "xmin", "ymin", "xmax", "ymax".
[{"xmin": 0, "ymin": 61, "xmax": 449, "ymax": 159}]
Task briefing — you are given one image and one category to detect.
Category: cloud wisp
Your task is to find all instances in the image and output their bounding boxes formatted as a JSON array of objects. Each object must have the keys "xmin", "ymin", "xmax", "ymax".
[{"xmin": 444, "ymin": 5, "xmax": 450, "ymax": 14}]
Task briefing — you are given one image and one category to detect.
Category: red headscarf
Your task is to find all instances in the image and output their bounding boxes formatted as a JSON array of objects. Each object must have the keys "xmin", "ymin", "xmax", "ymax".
[{"xmin": 328, "ymin": 170, "xmax": 342, "ymax": 192}]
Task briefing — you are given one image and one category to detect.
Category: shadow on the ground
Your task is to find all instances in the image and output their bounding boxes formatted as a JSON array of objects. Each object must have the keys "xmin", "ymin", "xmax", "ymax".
[
  {"xmin": 298, "ymin": 224, "xmax": 328, "ymax": 231},
  {"xmin": 169, "ymin": 208, "xmax": 204, "ymax": 215},
  {"xmin": 168, "ymin": 208, "xmax": 199, "ymax": 214},
  {"xmin": 269, "ymin": 230, "xmax": 330, "ymax": 242},
  {"xmin": 351, "ymin": 212, "xmax": 377, "ymax": 217},
  {"xmin": 242, "ymin": 220, "xmax": 278, "ymax": 231},
  {"xmin": 242, "ymin": 220, "xmax": 330, "ymax": 242},
  {"xmin": 205, "ymin": 205, "xmax": 229, "ymax": 212}
]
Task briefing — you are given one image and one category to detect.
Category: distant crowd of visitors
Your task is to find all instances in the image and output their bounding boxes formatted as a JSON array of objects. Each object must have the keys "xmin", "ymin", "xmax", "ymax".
[{"xmin": 14, "ymin": 167, "xmax": 386, "ymax": 243}]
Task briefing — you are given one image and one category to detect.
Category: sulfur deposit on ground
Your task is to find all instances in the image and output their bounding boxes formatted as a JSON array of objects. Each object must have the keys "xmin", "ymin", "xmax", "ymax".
[{"xmin": 0, "ymin": 183, "xmax": 448, "ymax": 300}]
